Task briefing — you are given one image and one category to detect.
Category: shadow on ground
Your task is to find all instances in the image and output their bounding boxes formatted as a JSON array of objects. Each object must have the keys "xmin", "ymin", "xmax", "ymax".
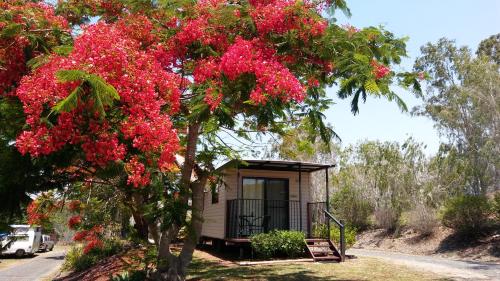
[
  {"xmin": 188, "ymin": 258, "xmax": 354, "ymax": 281},
  {"xmin": 0, "ymin": 254, "xmax": 38, "ymax": 260}
]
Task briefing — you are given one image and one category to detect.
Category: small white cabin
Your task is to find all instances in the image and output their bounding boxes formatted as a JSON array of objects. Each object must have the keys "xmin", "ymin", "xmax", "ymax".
[
  {"xmin": 1, "ymin": 225, "xmax": 42, "ymax": 257},
  {"xmin": 201, "ymin": 160, "xmax": 334, "ymax": 242}
]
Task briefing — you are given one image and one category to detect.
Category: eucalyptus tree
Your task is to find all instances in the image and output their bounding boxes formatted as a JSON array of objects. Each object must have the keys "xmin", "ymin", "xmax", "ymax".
[{"xmin": 414, "ymin": 37, "xmax": 500, "ymax": 195}]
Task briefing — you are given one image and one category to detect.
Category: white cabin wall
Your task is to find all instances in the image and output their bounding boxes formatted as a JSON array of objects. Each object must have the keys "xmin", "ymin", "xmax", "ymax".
[{"xmin": 201, "ymin": 168, "xmax": 315, "ymax": 238}]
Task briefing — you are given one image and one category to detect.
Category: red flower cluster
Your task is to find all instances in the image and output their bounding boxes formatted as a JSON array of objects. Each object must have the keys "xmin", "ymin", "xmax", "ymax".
[
  {"xmin": 68, "ymin": 200, "xmax": 82, "ymax": 211},
  {"xmin": 220, "ymin": 37, "xmax": 305, "ymax": 104},
  {"xmin": 371, "ymin": 59, "xmax": 391, "ymax": 79},
  {"xmin": 0, "ymin": 1, "xmax": 68, "ymax": 96},
  {"xmin": 249, "ymin": 0, "xmax": 327, "ymax": 39},
  {"xmin": 125, "ymin": 156, "xmax": 150, "ymax": 188},
  {"xmin": 73, "ymin": 225, "xmax": 104, "ymax": 253},
  {"xmin": 204, "ymin": 87, "xmax": 224, "ymax": 112},
  {"xmin": 15, "ymin": 21, "xmax": 180, "ymax": 187},
  {"xmin": 68, "ymin": 215, "xmax": 82, "ymax": 229},
  {"xmin": 27, "ymin": 201, "xmax": 49, "ymax": 225}
]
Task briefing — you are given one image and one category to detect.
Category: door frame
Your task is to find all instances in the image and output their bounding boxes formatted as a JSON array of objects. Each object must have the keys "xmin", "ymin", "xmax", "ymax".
[{"xmin": 240, "ymin": 176, "xmax": 290, "ymax": 231}]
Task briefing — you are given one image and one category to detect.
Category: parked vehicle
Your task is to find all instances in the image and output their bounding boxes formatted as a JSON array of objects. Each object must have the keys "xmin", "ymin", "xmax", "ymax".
[
  {"xmin": 0, "ymin": 225, "xmax": 42, "ymax": 257},
  {"xmin": 39, "ymin": 234, "xmax": 55, "ymax": 252}
]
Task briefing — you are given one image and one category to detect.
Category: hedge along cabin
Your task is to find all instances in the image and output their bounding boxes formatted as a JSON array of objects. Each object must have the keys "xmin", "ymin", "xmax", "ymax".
[{"xmin": 201, "ymin": 159, "xmax": 346, "ymax": 261}]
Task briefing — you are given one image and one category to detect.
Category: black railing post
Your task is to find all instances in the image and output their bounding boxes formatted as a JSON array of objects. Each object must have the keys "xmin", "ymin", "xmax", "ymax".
[
  {"xmin": 307, "ymin": 203, "xmax": 311, "ymax": 238},
  {"xmin": 325, "ymin": 168, "xmax": 330, "ymax": 240},
  {"xmin": 298, "ymin": 163, "xmax": 302, "ymax": 232},
  {"xmin": 340, "ymin": 219, "xmax": 345, "ymax": 262}
]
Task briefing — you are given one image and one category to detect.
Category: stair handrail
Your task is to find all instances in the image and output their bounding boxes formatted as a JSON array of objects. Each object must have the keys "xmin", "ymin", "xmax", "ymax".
[{"xmin": 323, "ymin": 209, "xmax": 345, "ymax": 261}]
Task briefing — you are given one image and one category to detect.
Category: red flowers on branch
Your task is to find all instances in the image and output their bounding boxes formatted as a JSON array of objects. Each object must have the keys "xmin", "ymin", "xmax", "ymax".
[
  {"xmin": 73, "ymin": 225, "xmax": 104, "ymax": 253},
  {"xmin": 68, "ymin": 215, "xmax": 82, "ymax": 229},
  {"xmin": 371, "ymin": 59, "xmax": 391, "ymax": 79},
  {"xmin": 15, "ymin": 21, "xmax": 180, "ymax": 187},
  {"xmin": 0, "ymin": 2, "xmax": 68, "ymax": 96}
]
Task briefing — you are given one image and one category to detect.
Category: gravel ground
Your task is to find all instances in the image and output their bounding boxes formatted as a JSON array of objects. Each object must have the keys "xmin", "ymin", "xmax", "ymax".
[
  {"xmin": 0, "ymin": 249, "xmax": 66, "ymax": 281},
  {"xmin": 348, "ymin": 248, "xmax": 500, "ymax": 280}
]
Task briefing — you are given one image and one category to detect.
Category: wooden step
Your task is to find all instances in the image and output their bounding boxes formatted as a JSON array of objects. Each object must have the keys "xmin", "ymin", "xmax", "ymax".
[
  {"xmin": 313, "ymin": 256, "xmax": 341, "ymax": 261},
  {"xmin": 304, "ymin": 238, "xmax": 342, "ymax": 262},
  {"xmin": 305, "ymin": 238, "xmax": 329, "ymax": 242}
]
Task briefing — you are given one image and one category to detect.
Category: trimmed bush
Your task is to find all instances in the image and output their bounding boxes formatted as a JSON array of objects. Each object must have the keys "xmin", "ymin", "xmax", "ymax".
[
  {"xmin": 440, "ymin": 195, "xmax": 491, "ymax": 235},
  {"xmin": 250, "ymin": 230, "xmax": 305, "ymax": 259},
  {"xmin": 407, "ymin": 204, "xmax": 439, "ymax": 236}
]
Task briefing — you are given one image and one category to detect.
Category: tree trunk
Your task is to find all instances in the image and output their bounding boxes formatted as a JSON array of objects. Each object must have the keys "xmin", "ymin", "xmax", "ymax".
[
  {"xmin": 130, "ymin": 193, "xmax": 149, "ymax": 240},
  {"xmin": 154, "ymin": 122, "xmax": 206, "ymax": 281}
]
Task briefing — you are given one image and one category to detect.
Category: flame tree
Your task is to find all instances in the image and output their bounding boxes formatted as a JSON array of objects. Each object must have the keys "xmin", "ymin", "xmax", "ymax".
[{"xmin": 0, "ymin": 0, "xmax": 422, "ymax": 279}]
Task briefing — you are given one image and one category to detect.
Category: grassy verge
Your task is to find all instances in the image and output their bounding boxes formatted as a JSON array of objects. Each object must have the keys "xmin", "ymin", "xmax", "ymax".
[{"xmin": 188, "ymin": 255, "xmax": 451, "ymax": 281}]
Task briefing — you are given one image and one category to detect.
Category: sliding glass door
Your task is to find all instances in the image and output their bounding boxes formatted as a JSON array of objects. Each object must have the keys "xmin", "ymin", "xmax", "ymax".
[{"xmin": 240, "ymin": 177, "xmax": 289, "ymax": 235}]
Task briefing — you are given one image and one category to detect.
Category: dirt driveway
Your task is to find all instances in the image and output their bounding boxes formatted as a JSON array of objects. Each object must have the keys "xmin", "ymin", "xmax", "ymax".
[
  {"xmin": 0, "ymin": 248, "xmax": 66, "ymax": 281},
  {"xmin": 348, "ymin": 248, "xmax": 500, "ymax": 280}
]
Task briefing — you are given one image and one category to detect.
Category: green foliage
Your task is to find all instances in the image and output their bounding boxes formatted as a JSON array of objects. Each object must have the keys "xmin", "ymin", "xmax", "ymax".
[
  {"xmin": 311, "ymin": 224, "xmax": 357, "ymax": 248},
  {"xmin": 414, "ymin": 38, "xmax": 499, "ymax": 195},
  {"xmin": 331, "ymin": 186, "xmax": 373, "ymax": 230},
  {"xmin": 440, "ymin": 195, "xmax": 492, "ymax": 235},
  {"xmin": 476, "ymin": 33, "xmax": 499, "ymax": 65},
  {"xmin": 250, "ymin": 230, "xmax": 305, "ymax": 259},
  {"xmin": 63, "ymin": 239, "xmax": 124, "ymax": 272},
  {"xmin": 53, "ymin": 70, "xmax": 120, "ymax": 119},
  {"xmin": 493, "ymin": 193, "xmax": 500, "ymax": 220},
  {"xmin": 331, "ymin": 226, "xmax": 357, "ymax": 248},
  {"xmin": 0, "ymin": 99, "xmax": 75, "ymax": 225}
]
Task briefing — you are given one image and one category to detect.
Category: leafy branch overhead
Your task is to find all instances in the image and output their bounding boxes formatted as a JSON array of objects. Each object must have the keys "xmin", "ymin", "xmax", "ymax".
[{"xmin": 52, "ymin": 70, "xmax": 120, "ymax": 119}]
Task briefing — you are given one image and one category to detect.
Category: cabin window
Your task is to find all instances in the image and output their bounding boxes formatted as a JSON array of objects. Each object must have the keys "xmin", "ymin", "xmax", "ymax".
[{"xmin": 211, "ymin": 184, "xmax": 219, "ymax": 204}]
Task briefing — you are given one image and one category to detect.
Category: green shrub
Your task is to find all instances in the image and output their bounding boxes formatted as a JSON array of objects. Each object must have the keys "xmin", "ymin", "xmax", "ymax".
[
  {"xmin": 330, "ymin": 226, "xmax": 357, "ymax": 248},
  {"xmin": 63, "ymin": 246, "xmax": 96, "ymax": 272},
  {"xmin": 250, "ymin": 230, "xmax": 305, "ymax": 259},
  {"xmin": 63, "ymin": 239, "xmax": 124, "ymax": 272},
  {"xmin": 331, "ymin": 187, "xmax": 373, "ymax": 230},
  {"xmin": 311, "ymin": 224, "xmax": 357, "ymax": 249},
  {"xmin": 275, "ymin": 230, "xmax": 306, "ymax": 258},
  {"xmin": 440, "ymin": 195, "xmax": 491, "ymax": 235}
]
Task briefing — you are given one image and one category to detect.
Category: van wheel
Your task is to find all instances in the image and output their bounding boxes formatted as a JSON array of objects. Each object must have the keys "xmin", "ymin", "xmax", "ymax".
[{"xmin": 15, "ymin": 249, "xmax": 25, "ymax": 258}]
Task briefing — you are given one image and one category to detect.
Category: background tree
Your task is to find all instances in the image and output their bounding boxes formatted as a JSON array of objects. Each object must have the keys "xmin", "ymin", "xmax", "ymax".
[{"xmin": 414, "ymin": 37, "xmax": 499, "ymax": 195}]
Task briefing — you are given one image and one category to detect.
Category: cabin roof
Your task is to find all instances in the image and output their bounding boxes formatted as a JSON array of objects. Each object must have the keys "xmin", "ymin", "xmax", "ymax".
[{"xmin": 218, "ymin": 159, "xmax": 335, "ymax": 173}]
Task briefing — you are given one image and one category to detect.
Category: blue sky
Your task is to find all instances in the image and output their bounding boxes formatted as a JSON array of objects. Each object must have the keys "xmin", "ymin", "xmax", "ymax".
[{"xmin": 326, "ymin": 0, "xmax": 500, "ymax": 154}]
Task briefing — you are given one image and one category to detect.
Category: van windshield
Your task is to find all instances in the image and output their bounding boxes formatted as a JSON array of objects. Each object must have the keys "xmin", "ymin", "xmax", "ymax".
[{"xmin": 12, "ymin": 227, "xmax": 29, "ymax": 234}]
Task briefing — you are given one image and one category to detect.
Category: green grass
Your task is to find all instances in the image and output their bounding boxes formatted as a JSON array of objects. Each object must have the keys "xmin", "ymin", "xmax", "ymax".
[{"xmin": 188, "ymin": 255, "xmax": 451, "ymax": 281}]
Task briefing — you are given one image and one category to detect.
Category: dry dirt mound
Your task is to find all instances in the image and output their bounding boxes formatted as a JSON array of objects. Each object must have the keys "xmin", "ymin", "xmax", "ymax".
[
  {"xmin": 354, "ymin": 226, "xmax": 500, "ymax": 263},
  {"xmin": 54, "ymin": 248, "xmax": 144, "ymax": 281}
]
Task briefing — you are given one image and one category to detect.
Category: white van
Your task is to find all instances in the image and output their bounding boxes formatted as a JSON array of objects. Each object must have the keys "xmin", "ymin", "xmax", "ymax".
[{"xmin": 1, "ymin": 225, "xmax": 42, "ymax": 257}]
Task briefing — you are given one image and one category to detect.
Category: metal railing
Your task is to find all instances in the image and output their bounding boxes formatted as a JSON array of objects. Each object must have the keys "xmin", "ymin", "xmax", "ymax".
[
  {"xmin": 307, "ymin": 202, "xmax": 345, "ymax": 261},
  {"xmin": 226, "ymin": 199, "xmax": 300, "ymax": 238}
]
